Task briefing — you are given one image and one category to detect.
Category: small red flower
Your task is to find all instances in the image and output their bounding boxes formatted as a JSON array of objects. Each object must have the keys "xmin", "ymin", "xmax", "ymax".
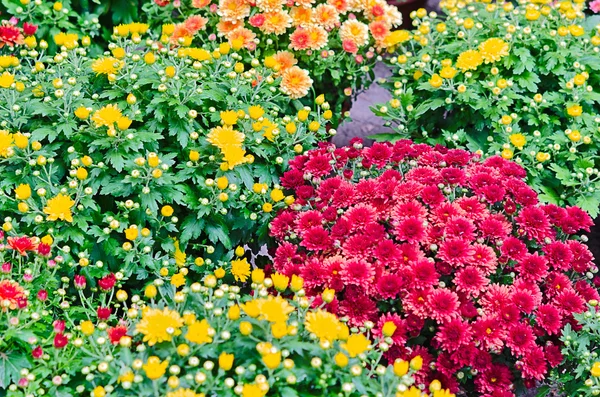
[
  {"xmin": 53, "ymin": 320, "xmax": 65, "ymax": 333},
  {"xmin": 37, "ymin": 289, "xmax": 48, "ymax": 301},
  {"xmin": 37, "ymin": 243, "xmax": 51, "ymax": 257},
  {"xmin": 53, "ymin": 333, "xmax": 68, "ymax": 349},
  {"xmin": 97, "ymin": 307, "xmax": 112, "ymax": 320},
  {"xmin": 98, "ymin": 273, "xmax": 116, "ymax": 291},
  {"xmin": 107, "ymin": 325, "xmax": 128, "ymax": 344},
  {"xmin": 7, "ymin": 236, "xmax": 38, "ymax": 256},
  {"xmin": 32, "ymin": 346, "xmax": 43, "ymax": 359},
  {"xmin": 74, "ymin": 275, "xmax": 87, "ymax": 289},
  {"xmin": 22, "ymin": 22, "xmax": 37, "ymax": 36}
]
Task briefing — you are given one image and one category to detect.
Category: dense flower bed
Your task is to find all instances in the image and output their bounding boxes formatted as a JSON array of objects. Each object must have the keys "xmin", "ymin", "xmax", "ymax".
[
  {"xmin": 0, "ymin": 27, "xmax": 335, "ymax": 278},
  {"xmin": 271, "ymin": 139, "xmax": 598, "ymax": 394},
  {"xmin": 141, "ymin": 0, "xmax": 404, "ymax": 117},
  {"xmin": 374, "ymin": 0, "xmax": 600, "ymax": 215},
  {"xmin": 0, "ymin": 234, "xmax": 454, "ymax": 397}
]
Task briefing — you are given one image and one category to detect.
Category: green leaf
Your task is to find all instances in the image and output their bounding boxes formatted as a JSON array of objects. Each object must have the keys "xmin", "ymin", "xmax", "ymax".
[
  {"xmin": 206, "ymin": 223, "xmax": 232, "ymax": 249},
  {"xmin": 279, "ymin": 388, "xmax": 299, "ymax": 397},
  {"xmin": 576, "ymin": 194, "xmax": 600, "ymax": 218},
  {"xmin": 367, "ymin": 132, "xmax": 405, "ymax": 142},
  {"xmin": 0, "ymin": 351, "xmax": 31, "ymax": 389},
  {"xmin": 180, "ymin": 216, "xmax": 205, "ymax": 244}
]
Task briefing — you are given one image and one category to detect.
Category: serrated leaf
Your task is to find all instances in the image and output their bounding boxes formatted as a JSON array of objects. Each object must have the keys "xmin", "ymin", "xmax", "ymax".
[{"xmin": 206, "ymin": 223, "xmax": 232, "ymax": 249}]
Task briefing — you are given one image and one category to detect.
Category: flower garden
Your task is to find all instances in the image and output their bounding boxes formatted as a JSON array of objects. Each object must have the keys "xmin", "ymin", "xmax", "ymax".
[{"xmin": 1, "ymin": 0, "xmax": 600, "ymax": 396}]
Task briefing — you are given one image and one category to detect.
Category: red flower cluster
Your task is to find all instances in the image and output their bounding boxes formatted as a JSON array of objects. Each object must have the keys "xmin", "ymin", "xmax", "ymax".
[
  {"xmin": 0, "ymin": 18, "xmax": 37, "ymax": 49},
  {"xmin": 272, "ymin": 139, "xmax": 598, "ymax": 395}
]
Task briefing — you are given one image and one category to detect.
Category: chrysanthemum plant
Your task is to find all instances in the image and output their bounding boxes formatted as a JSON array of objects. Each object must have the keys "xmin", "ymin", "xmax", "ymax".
[
  {"xmin": 0, "ymin": 240, "xmax": 456, "ymax": 397},
  {"xmin": 372, "ymin": 0, "xmax": 600, "ymax": 215},
  {"xmin": 1, "ymin": 0, "xmax": 103, "ymax": 54},
  {"xmin": 0, "ymin": 26, "xmax": 332, "ymax": 280},
  {"xmin": 549, "ymin": 302, "xmax": 600, "ymax": 396},
  {"xmin": 140, "ymin": 0, "xmax": 404, "ymax": 122},
  {"xmin": 271, "ymin": 139, "xmax": 598, "ymax": 395},
  {"xmin": 0, "ymin": 233, "xmax": 129, "ymax": 390}
]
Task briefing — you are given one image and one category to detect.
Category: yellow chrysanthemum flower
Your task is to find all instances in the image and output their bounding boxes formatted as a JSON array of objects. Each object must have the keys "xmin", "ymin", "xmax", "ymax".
[
  {"xmin": 91, "ymin": 57, "xmax": 123, "ymax": 76},
  {"xmin": 92, "ymin": 104, "xmax": 123, "ymax": 128},
  {"xmin": 0, "ymin": 55, "xmax": 19, "ymax": 69},
  {"xmin": 0, "ymin": 130, "xmax": 13, "ymax": 158},
  {"xmin": 509, "ymin": 133, "xmax": 526, "ymax": 149},
  {"xmin": 242, "ymin": 383, "xmax": 268, "ymax": 397},
  {"xmin": 15, "ymin": 184, "xmax": 31, "ymax": 200},
  {"xmin": 305, "ymin": 309, "xmax": 344, "ymax": 342},
  {"xmin": 455, "ymin": 50, "xmax": 483, "ymax": 71},
  {"xmin": 185, "ymin": 319, "xmax": 213, "ymax": 345},
  {"xmin": 478, "ymin": 38, "xmax": 509, "ymax": 63},
  {"xmin": 142, "ymin": 356, "xmax": 168, "ymax": 380},
  {"xmin": 173, "ymin": 240, "xmax": 187, "ymax": 267},
  {"xmin": 207, "ymin": 125, "xmax": 244, "ymax": 147},
  {"xmin": 255, "ymin": 295, "xmax": 295, "ymax": 323},
  {"xmin": 44, "ymin": 193, "xmax": 75, "ymax": 222},
  {"xmin": 0, "ymin": 71, "xmax": 14, "ymax": 88},
  {"xmin": 136, "ymin": 307, "xmax": 184, "ymax": 346},
  {"xmin": 342, "ymin": 333, "xmax": 371, "ymax": 357},
  {"xmin": 231, "ymin": 258, "xmax": 251, "ymax": 282}
]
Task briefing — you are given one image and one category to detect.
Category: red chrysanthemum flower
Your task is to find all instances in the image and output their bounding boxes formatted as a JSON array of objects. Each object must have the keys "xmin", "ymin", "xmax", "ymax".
[
  {"xmin": 438, "ymin": 239, "xmax": 473, "ymax": 267},
  {"xmin": 520, "ymin": 346, "xmax": 547, "ymax": 381},
  {"xmin": 506, "ymin": 323, "xmax": 535, "ymax": 355},
  {"xmin": 376, "ymin": 273, "xmax": 404, "ymax": 299},
  {"xmin": 435, "ymin": 318, "xmax": 472, "ymax": 351},
  {"xmin": 455, "ymin": 267, "xmax": 489, "ymax": 297},
  {"xmin": 0, "ymin": 279, "xmax": 26, "ymax": 311},
  {"xmin": 7, "ymin": 236, "xmax": 38, "ymax": 256},
  {"xmin": 427, "ymin": 288, "xmax": 460, "ymax": 324},
  {"xmin": 340, "ymin": 260, "xmax": 375, "ymax": 286},
  {"xmin": 535, "ymin": 304, "xmax": 562, "ymax": 335},
  {"xmin": 299, "ymin": 226, "xmax": 332, "ymax": 251},
  {"xmin": 107, "ymin": 325, "xmax": 128, "ymax": 344}
]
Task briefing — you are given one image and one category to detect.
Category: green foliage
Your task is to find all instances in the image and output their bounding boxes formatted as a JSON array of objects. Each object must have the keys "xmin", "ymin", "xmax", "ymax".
[
  {"xmin": 550, "ymin": 304, "xmax": 600, "ymax": 396},
  {"xmin": 375, "ymin": 1, "xmax": 600, "ymax": 215},
  {"xmin": 0, "ymin": 30, "xmax": 332, "ymax": 279}
]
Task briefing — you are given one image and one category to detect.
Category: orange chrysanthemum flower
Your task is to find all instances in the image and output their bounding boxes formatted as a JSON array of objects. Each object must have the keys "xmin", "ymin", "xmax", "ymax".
[
  {"xmin": 218, "ymin": 0, "xmax": 251, "ymax": 21},
  {"xmin": 307, "ymin": 25, "xmax": 328, "ymax": 50},
  {"xmin": 256, "ymin": 0, "xmax": 286, "ymax": 12},
  {"xmin": 272, "ymin": 51, "xmax": 298, "ymax": 72},
  {"xmin": 227, "ymin": 27, "xmax": 257, "ymax": 49},
  {"xmin": 369, "ymin": 20, "xmax": 389, "ymax": 41},
  {"xmin": 280, "ymin": 66, "xmax": 313, "ymax": 99},
  {"xmin": 313, "ymin": 4, "xmax": 340, "ymax": 30},
  {"xmin": 289, "ymin": 28, "xmax": 311, "ymax": 50},
  {"xmin": 290, "ymin": 6, "xmax": 314, "ymax": 27},
  {"xmin": 339, "ymin": 19, "xmax": 369, "ymax": 47},
  {"xmin": 327, "ymin": 0, "xmax": 348, "ymax": 13},
  {"xmin": 261, "ymin": 10, "xmax": 292, "ymax": 35}
]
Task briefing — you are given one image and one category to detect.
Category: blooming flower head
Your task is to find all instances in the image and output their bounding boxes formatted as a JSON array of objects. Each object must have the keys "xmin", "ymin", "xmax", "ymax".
[
  {"xmin": 185, "ymin": 318, "xmax": 213, "ymax": 344},
  {"xmin": 342, "ymin": 333, "xmax": 370, "ymax": 357},
  {"xmin": 304, "ymin": 309, "xmax": 344, "ymax": 342},
  {"xmin": 478, "ymin": 38, "xmax": 509, "ymax": 63},
  {"xmin": 280, "ymin": 66, "xmax": 313, "ymax": 99},
  {"xmin": 339, "ymin": 20, "xmax": 369, "ymax": 47},
  {"xmin": 261, "ymin": 10, "xmax": 292, "ymax": 35},
  {"xmin": 44, "ymin": 193, "xmax": 75, "ymax": 222},
  {"xmin": 0, "ymin": 130, "xmax": 13, "ymax": 157},
  {"xmin": 455, "ymin": 49, "xmax": 483, "ymax": 71},
  {"xmin": 255, "ymin": 295, "xmax": 295, "ymax": 323},
  {"xmin": 92, "ymin": 104, "xmax": 123, "ymax": 128},
  {"xmin": 0, "ymin": 279, "xmax": 26, "ymax": 310},
  {"xmin": 143, "ymin": 356, "xmax": 168, "ymax": 380},
  {"xmin": 91, "ymin": 57, "xmax": 123, "ymax": 76},
  {"xmin": 136, "ymin": 307, "xmax": 184, "ymax": 345},
  {"xmin": 231, "ymin": 258, "xmax": 251, "ymax": 282}
]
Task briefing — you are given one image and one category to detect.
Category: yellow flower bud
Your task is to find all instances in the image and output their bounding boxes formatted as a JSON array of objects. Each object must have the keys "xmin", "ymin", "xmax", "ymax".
[{"xmin": 161, "ymin": 205, "xmax": 174, "ymax": 217}]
